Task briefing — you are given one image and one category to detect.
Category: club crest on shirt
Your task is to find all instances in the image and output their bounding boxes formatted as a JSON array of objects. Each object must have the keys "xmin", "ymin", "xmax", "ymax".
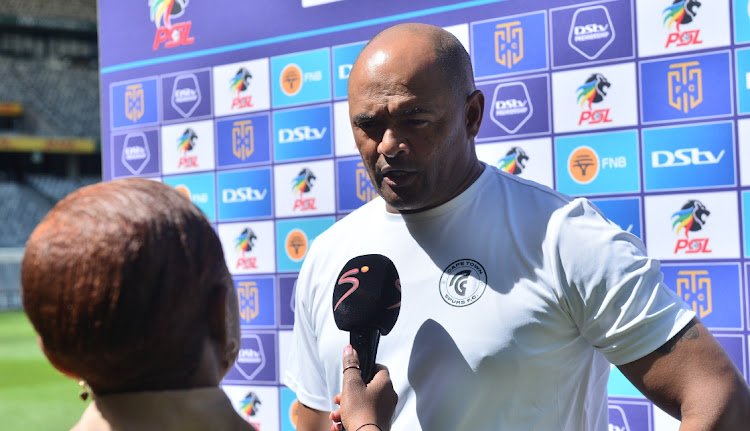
[{"xmin": 439, "ymin": 259, "xmax": 488, "ymax": 307}]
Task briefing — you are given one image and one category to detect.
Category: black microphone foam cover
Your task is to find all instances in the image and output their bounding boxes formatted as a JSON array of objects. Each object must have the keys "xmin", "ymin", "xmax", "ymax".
[{"xmin": 332, "ymin": 254, "xmax": 401, "ymax": 335}]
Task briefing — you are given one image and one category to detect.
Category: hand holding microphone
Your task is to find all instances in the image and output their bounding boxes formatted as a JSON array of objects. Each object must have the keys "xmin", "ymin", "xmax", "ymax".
[
  {"xmin": 330, "ymin": 345, "xmax": 397, "ymax": 431},
  {"xmin": 332, "ymin": 254, "xmax": 401, "ymax": 383}
]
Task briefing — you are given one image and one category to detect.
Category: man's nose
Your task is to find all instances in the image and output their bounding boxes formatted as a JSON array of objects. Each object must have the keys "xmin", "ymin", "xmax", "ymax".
[{"xmin": 377, "ymin": 128, "xmax": 409, "ymax": 157}]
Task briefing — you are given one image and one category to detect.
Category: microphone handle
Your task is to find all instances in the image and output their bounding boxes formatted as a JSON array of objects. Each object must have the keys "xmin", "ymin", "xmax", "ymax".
[{"xmin": 349, "ymin": 327, "xmax": 381, "ymax": 384}]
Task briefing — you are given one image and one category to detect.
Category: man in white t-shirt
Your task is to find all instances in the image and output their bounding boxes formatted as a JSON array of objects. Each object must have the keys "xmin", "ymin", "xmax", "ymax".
[{"xmin": 283, "ymin": 23, "xmax": 750, "ymax": 431}]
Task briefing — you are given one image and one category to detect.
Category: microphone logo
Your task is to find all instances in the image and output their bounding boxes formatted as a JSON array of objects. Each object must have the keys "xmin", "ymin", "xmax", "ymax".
[
  {"xmin": 333, "ymin": 266, "xmax": 366, "ymax": 311},
  {"xmin": 439, "ymin": 259, "xmax": 488, "ymax": 307}
]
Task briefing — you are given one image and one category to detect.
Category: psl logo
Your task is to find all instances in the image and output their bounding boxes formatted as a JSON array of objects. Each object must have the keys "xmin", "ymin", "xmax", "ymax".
[
  {"xmin": 125, "ymin": 84, "xmax": 145, "ymax": 122},
  {"xmin": 671, "ymin": 200, "xmax": 712, "ymax": 254},
  {"xmin": 676, "ymin": 269, "xmax": 712, "ymax": 318},
  {"xmin": 576, "ymin": 73, "xmax": 612, "ymax": 125},
  {"xmin": 232, "ymin": 120, "xmax": 255, "ymax": 161},
  {"xmin": 237, "ymin": 281, "xmax": 260, "ymax": 323},
  {"xmin": 568, "ymin": 146, "xmax": 599, "ymax": 184},
  {"xmin": 292, "ymin": 168, "xmax": 317, "ymax": 211},
  {"xmin": 663, "ymin": 0, "xmax": 703, "ymax": 48},
  {"xmin": 497, "ymin": 147, "xmax": 528, "ymax": 175},
  {"xmin": 176, "ymin": 128, "xmax": 198, "ymax": 168},
  {"xmin": 668, "ymin": 61, "xmax": 703, "ymax": 113},
  {"xmin": 355, "ymin": 162, "xmax": 377, "ymax": 203},
  {"xmin": 149, "ymin": 0, "xmax": 195, "ymax": 50},
  {"xmin": 235, "ymin": 228, "xmax": 259, "ymax": 269},
  {"xmin": 231, "ymin": 68, "xmax": 254, "ymax": 110},
  {"xmin": 494, "ymin": 21, "xmax": 524, "ymax": 69},
  {"xmin": 239, "ymin": 391, "xmax": 261, "ymax": 428}
]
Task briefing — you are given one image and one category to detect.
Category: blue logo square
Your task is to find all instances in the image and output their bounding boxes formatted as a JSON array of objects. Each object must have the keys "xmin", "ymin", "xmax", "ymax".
[
  {"xmin": 234, "ymin": 276, "xmax": 275, "ymax": 328},
  {"xmin": 734, "ymin": 0, "xmax": 750, "ymax": 44},
  {"xmin": 590, "ymin": 197, "xmax": 642, "ymax": 239},
  {"xmin": 337, "ymin": 157, "xmax": 378, "ymax": 213},
  {"xmin": 471, "ymin": 11, "xmax": 548, "ymax": 79},
  {"xmin": 111, "ymin": 78, "xmax": 159, "ymax": 129},
  {"xmin": 642, "ymin": 122, "xmax": 735, "ymax": 191},
  {"xmin": 272, "ymin": 48, "xmax": 331, "ymax": 108},
  {"xmin": 736, "ymin": 48, "xmax": 750, "ymax": 114},
  {"xmin": 217, "ymin": 167, "xmax": 273, "ymax": 221},
  {"xmin": 273, "ymin": 104, "xmax": 333, "ymax": 162},
  {"xmin": 216, "ymin": 114, "xmax": 271, "ymax": 168},
  {"xmin": 555, "ymin": 129, "xmax": 640, "ymax": 196},
  {"xmin": 640, "ymin": 52, "xmax": 733, "ymax": 124},
  {"xmin": 163, "ymin": 172, "xmax": 216, "ymax": 221},
  {"xmin": 333, "ymin": 41, "xmax": 366, "ymax": 99},
  {"xmin": 276, "ymin": 217, "xmax": 335, "ymax": 272},
  {"xmin": 662, "ymin": 264, "xmax": 742, "ymax": 330}
]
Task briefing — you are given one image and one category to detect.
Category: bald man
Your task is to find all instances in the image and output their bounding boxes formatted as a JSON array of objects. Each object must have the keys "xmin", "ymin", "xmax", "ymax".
[{"xmin": 283, "ymin": 23, "xmax": 750, "ymax": 430}]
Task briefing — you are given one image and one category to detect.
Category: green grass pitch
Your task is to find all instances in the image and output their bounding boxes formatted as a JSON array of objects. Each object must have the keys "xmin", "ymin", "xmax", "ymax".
[{"xmin": 0, "ymin": 311, "xmax": 87, "ymax": 430}]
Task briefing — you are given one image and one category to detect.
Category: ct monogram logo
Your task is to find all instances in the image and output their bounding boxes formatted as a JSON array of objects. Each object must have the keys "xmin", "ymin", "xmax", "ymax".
[{"xmin": 439, "ymin": 259, "xmax": 488, "ymax": 307}]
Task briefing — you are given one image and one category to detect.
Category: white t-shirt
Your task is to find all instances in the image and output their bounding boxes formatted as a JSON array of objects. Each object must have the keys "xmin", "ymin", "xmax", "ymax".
[{"xmin": 283, "ymin": 165, "xmax": 694, "ymax": 431}]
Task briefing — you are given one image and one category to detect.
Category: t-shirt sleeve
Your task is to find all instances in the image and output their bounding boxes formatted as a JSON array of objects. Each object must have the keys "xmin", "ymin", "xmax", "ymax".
[
  {"xmin": 281, "ymin": 241, "xmax": 333, "ymax": 412},
  {"xmin": 551, "ymin": 198, "xmax": 695, "ymax": 366}
]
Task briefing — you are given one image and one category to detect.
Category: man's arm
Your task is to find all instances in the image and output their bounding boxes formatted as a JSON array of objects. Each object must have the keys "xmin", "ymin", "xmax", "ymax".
[
  {"xmin": 297, "ymin": 402, "xmax": 332, "ymax": 431},
  {"xmin": 617, "ymin": 318, "xmax": 750, "ymax": 430}
]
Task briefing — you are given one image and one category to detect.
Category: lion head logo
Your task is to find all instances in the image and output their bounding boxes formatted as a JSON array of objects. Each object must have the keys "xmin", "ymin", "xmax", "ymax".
[
  {"xmin": 292, "ymin": 168, "xmax": 316, "ymax": 198},
  {"xmin": 576, "ymin": 73, "xmax": 611, "ymax": 110},
  {"xmin": 671, "ymin": 200, "xmax": 710, "ymax": 237},
  {"xmin": 496, "ymin": 147, "xmax": 529, "ymax": 175},
  {"xmin": 235, "ymin": 228, "xmax": 258, "ymax": 255},
  {"xmin": 663, "ymin": 0, "xmax": 701, "ymax": 31}
]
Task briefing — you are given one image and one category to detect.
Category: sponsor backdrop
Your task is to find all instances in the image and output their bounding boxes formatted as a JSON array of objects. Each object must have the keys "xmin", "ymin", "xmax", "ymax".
[{"xmin": 98, "ymin": 0, "xmax": 750, "ymax": 429}]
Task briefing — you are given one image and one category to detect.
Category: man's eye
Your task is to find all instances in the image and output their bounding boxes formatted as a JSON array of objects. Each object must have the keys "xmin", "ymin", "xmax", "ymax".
[{"xmin": 407, "ymin": 119, "xmax": 428, "ymax": 126}]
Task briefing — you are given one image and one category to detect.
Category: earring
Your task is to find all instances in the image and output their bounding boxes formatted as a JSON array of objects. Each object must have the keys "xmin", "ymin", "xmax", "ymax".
[{"xmin": 78, "ymin": 380, "xmax": 89, "ymax": 401}]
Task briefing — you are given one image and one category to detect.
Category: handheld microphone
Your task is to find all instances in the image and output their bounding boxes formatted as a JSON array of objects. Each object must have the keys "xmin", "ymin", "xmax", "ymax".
[{"xmin": 332, "ymin": 254, "xmax": 401, "ymax": 383}]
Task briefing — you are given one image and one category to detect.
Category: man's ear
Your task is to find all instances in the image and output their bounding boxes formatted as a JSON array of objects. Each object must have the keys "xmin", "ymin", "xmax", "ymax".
[
  {"xmin": 465, "ymin": 89, "xmax": 484, "ymax": 139},
  {"xmin": 37, "ymin": 336, "xmax": 79, "ymax": 379},
  {"xmin": 208, "ymin": 284, "xmax": 229, "ymax": 344}
]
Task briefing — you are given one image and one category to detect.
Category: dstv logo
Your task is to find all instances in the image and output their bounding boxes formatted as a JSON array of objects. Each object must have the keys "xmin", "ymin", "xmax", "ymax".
[
  {"xmin": 574, "ymin": 23, "xmax": 609, "ymax": 36},
  {"xmin": 222, "ymin": 187, "xmax": 268, "ymax": 203},
  {"xmin": 495, "ymin": 98, "xmax": 528, "ymax": 113},
  {"xmin": 237, "ymin": 348, "xmax": 262, "ymax": 364},
  {"xmin": 278, "ymin": 126, "xmax": 327, "ymax": 143},
  {"xmin": 123, "ymin": 145, "xmax": 147, "ymax": 160},
  {"xmin": 652, "ymin": 148, "xmax": 725, "ymax": 167}
]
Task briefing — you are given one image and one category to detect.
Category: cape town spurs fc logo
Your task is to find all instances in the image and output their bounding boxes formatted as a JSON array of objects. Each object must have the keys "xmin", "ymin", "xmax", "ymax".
[
  {"xmin": 149, "ymin": 0, "xmax": 195, "ymax": 50},
  {"xmin": 439, "ymin": 259, "xmax": 487, "ymax": 307}
]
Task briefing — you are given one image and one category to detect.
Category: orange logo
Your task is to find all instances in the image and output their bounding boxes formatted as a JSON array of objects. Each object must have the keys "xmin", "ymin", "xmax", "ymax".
[
  {"xmin": 174, "ymin": 184, "xmax": 191, "ymax": 200},
  {"xmin": 290, "ymin": 400, "xmax": 300, "ymax": 427},
  {"xmin": 568, "ymin": 146, "xmax": 599, "ymax": 184},
  {"xmin": 280, "ymin": 64, "xmax": 303, "ymax": 96},
  {"xmin": 285, "ymin": 229, "xmax": 308, "ymax": 262}
]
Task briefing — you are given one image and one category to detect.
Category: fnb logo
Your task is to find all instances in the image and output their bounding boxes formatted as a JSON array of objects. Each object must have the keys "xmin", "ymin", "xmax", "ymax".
[
  {"xmin": 237, "ymin": 281, "xmax": 260, "ymax": 323},
  {"xmin": 149, "ymin": 0, "xmax": 194, "ymax": 50},
  {"xmin": 232, "ymin": 120, "xmax": 254, "ymax": 161},
  {"xmin": 576, "ymin": 73, "xmax": 612, "ymax": 125},
  {"xmin": 176, "ymin": 128, "xmax": 198, "ymax": 168},
  {"xmin": 497, "ymin": 147, "xmax": 528, "ymax": 175},
  {"xmin": 663, "ymin": 0, "xmax": 703, "ymax": 48},
  {"xmin": 281, "ymin": 64, "xmax": 303, "ymax": 96},
  {"xmin": 235, "ymin": 228, "xmax": 259, "ymax": 269},
  {"xmin": 568, "ymin": 146, "xmax": 599, "ymax": 184},
  {"xmin": 230, "ymin": 68, "xmax": 253, "ymax": 110},
  {"xmin": 676, "ymin": 269, "xmax": 712, "ymax": 318},
  {"xmin": 292, "ymin": 168, "xmax": 317, "ymax": 211},
  {"xmin": 125, "ymin": 84, "xmax": 145, "ymax": 122},
  {"xmin": 668, "ymin": 61, "xmax": 702, "ymax": 113},
  {"xmin": 174, "ymin": 183, "xmax": 208, "ymax": 205},
  {"xmin": 286, "ymin": 229, "xmax": 308, "ymax": 262},
  {"xmin": 356, "ymin": 162, "xmax": 377, "ymax": 203},
  {"xmin": 494, "ymin": 21, "xmax": 523, "ymax": 68},
  {"xmin": 672, "ymin": 200, "xmax": 712, "ymax": 254}
]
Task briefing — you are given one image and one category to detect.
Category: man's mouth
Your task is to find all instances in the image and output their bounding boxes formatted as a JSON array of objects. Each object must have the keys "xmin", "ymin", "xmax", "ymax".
[{"xmin": 381, "ymin": 169, "xmax": 416, "ymax": 187}]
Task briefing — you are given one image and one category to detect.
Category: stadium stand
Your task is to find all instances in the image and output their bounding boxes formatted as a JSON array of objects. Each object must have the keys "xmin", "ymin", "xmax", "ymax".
[
  {"xmin": 0, "ymin": 0, "xmax": 96, "ymax": 23},
  {"xmin": 0, "ymin": 0, "xmax": 99, "ymax": 309}
]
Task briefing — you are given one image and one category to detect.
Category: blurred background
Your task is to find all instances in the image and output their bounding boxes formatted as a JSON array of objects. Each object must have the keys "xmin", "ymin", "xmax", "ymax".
[{"xmin": 0, "ymin": 0, "xmax": 100, "ymax": 428}]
